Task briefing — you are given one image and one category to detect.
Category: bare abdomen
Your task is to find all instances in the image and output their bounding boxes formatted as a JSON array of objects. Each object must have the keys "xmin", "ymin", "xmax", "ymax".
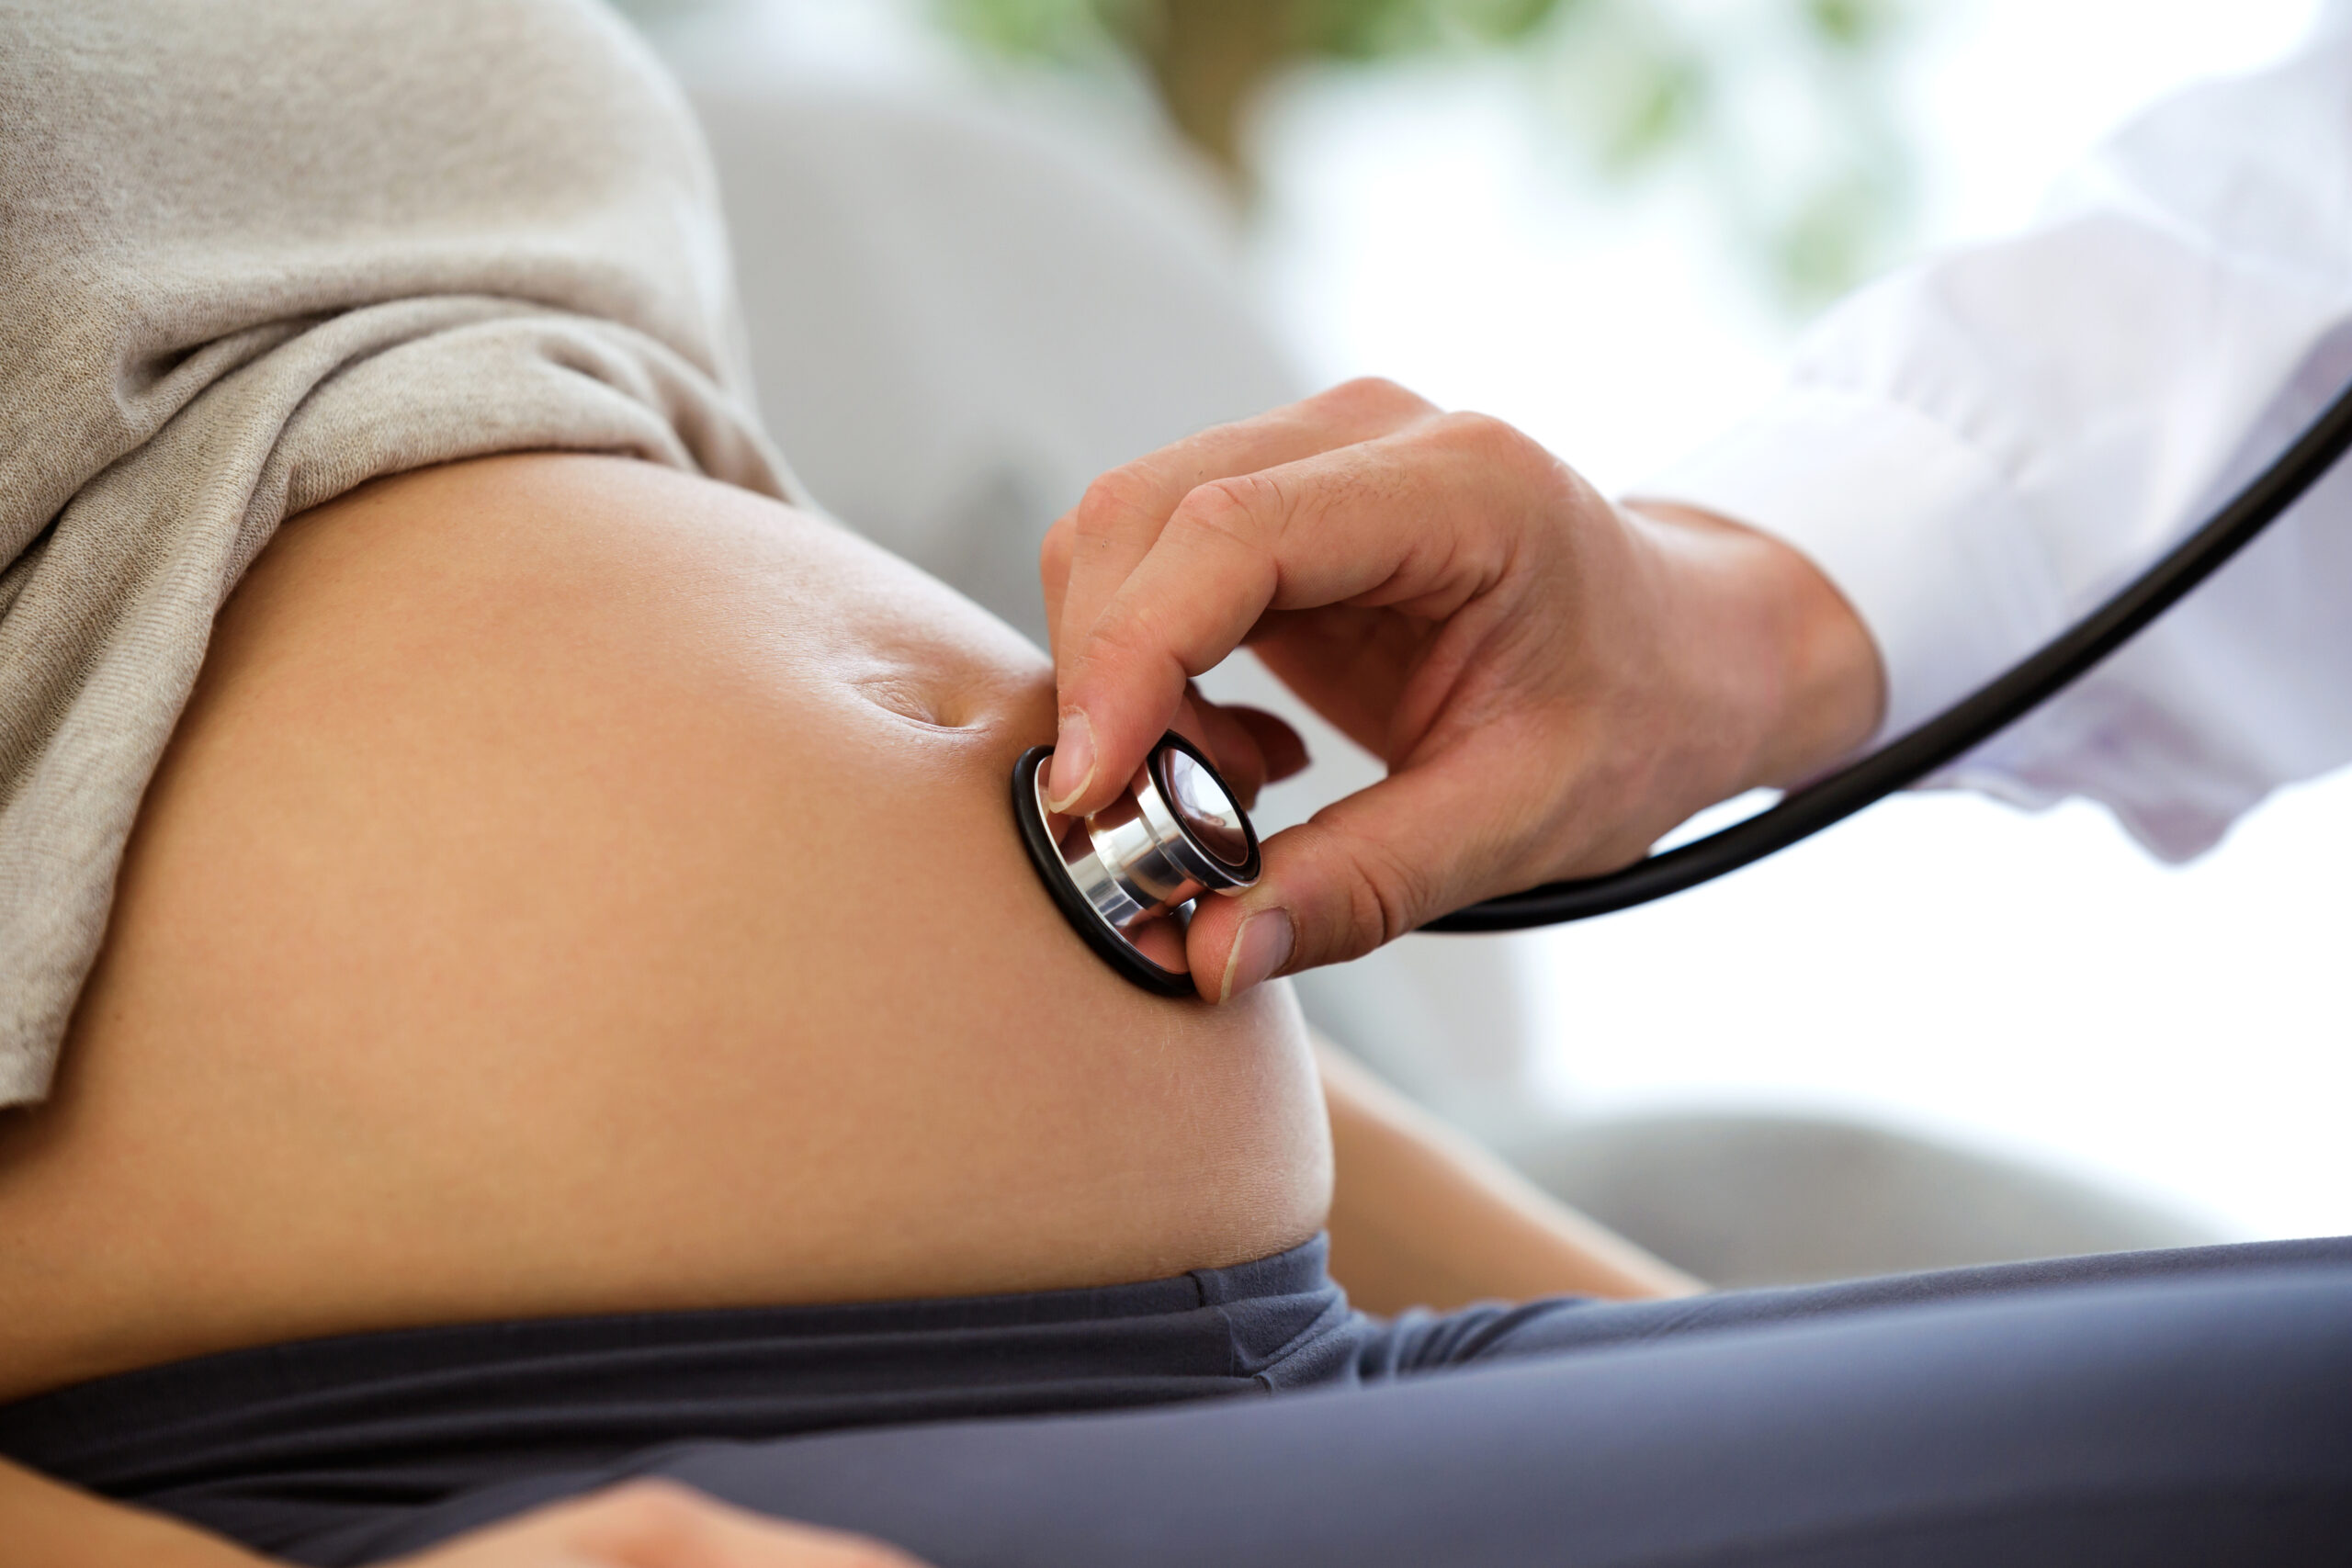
[{"xmin": 0, "ymin": 455, "xmax": 1328, "ymax": 1403}]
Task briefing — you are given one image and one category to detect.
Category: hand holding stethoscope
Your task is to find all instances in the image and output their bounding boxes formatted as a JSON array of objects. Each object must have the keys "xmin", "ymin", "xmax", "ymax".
[{"xmin": 1036, "ymin": 377, "xmax": 1887, "ymax": 1002}]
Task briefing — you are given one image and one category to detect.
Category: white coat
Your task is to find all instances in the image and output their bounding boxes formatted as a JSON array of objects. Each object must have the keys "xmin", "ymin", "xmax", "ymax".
[{"xmin": 1640, "ymin": 10, "xmax": 2352, "ymax": 863}]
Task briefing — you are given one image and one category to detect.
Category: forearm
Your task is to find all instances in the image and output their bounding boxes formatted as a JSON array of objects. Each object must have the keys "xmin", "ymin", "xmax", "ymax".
[
  {"xmin": 1316, "ymin": 1037, "xmax": 1702, "ymax": 1314},
  {"xmin": 0, "ymin": 1458, "xmax": 265, "ymax": 1568}
]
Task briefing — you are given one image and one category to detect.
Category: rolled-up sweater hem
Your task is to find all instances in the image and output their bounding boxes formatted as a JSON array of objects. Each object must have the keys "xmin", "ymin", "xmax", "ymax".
[{"xmin": 0, "ymin": 0, "xmax": 799, "ymax": 1104}]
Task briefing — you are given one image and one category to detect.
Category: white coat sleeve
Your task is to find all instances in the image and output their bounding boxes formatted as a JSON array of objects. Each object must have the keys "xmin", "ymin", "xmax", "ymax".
[{"xmin": 1632, "ymin": 15, "xmax": 2352, "ymax": 861}]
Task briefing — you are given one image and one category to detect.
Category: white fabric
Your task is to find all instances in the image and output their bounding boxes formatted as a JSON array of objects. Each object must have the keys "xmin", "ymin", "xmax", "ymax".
[{"xmin": 1638, "ymin": 10, "xmax": 2352, "ymax": 861}]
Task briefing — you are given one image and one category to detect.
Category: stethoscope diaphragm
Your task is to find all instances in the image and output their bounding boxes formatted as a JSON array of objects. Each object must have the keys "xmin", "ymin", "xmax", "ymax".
[{"xmin": 1011, "ymin": 731, "xmax": 1261, "ymax": 996}]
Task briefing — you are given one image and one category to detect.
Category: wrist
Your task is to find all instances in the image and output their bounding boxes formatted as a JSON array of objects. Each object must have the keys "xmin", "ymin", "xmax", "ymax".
[{"xmin": 1623, "ymin": 499, "xmax": 1885, "ymax": 793}]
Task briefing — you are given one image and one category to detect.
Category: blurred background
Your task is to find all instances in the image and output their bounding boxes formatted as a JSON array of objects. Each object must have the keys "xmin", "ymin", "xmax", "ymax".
[{"xmin": 619, "ymin": 0, "xmax": 2347, "ymax": 1281}]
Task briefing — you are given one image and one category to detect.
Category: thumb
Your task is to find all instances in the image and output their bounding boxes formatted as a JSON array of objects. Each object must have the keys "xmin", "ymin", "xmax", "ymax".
[{"xmin": 1185, "ymin": 754, "xmax": 1527, "ymax": 1000}]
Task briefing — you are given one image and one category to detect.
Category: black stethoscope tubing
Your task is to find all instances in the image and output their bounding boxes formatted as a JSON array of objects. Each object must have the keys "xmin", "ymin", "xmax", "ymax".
[{"xmin": 1426, "ymin": 373, "xmax": 2352, "ymax": 932}]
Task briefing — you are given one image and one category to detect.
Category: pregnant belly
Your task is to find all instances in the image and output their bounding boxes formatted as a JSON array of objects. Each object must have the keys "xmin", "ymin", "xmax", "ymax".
[{"xmin": 0, "ymin": 455, "xmax": 1329, "ymax": 1402}]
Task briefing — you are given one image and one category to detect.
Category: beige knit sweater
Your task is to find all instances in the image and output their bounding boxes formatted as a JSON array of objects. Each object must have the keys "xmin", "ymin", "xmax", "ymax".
[{"xmin": 0, "ymin": 0, "xmax": 797, "ymax": 1103}]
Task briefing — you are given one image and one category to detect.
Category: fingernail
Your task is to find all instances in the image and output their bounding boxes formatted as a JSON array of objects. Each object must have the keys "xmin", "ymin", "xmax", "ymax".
[
  {"xmin": 1046, "ymin": 709, "xmax": 1095, "ymax": 814},
  {"xmin": 1218, "ymin": 908, "xmax": 1294, "ymax": 1003}
]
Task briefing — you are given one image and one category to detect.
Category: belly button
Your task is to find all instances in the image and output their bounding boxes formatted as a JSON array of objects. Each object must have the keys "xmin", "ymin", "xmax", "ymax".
[{"xmin": 848, "ymin": 670, "xmax": 980, "ymax": 734}]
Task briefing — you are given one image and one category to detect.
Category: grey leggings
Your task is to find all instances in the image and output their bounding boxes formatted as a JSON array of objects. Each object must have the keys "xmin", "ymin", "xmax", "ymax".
[{"xmin": 5, "ymin": 1235, "xmax": 2347, "ymax": 1566}]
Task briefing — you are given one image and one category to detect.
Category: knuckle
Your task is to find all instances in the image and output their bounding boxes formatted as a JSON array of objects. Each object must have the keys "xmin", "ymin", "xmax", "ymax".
[
  {"xmin": 1431, "ymin": 408, "xmax": 1527, "ymax": 462},
  {"xmin": 1090, "ymin": 595, "xmax": 1193, "ymax": 686},
  {"xmin": 1176, "ymin": 474, "xmax": 1274, "ymax": 544},
  {"xmin": 1321, "ymin": 375, "xmax": 1430, "ymax": 420},
  {"xmin": 1072, "ymin": 466, "xmax": 1159, "ymax": 542},
  {"xmin": 1430, "ymin": 412, "xmax": 1572, "ymax": 518},
  {"xmin": 1070, "ymin": 602, "xmax": 1167, "ymax": 693}
]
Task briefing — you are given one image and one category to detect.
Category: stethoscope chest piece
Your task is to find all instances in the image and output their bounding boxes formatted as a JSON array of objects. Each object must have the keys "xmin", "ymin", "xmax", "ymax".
[{"xmin": 1011, "ymin": 731, "xmax": 1261, "ymax": 996}]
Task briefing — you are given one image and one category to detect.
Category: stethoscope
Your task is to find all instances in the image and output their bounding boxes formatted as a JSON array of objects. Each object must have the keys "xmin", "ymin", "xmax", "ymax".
[{"xmin": 1015, "ymin": 375, "xmax": 2352, "ymax": 995}]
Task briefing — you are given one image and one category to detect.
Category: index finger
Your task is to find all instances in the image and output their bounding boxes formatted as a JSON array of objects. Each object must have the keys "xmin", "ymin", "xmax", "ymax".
[
  {"xmin": 1051, "ymin": 421, "xmax": 1522, "ymax": 818},
  {"xmin": 1041, "ymin": 382, "xmax": 1436, "ymax": 808},
  {"xmin": 1046, "ymin": 378, "xmax": 1436, "ymax": 668}
]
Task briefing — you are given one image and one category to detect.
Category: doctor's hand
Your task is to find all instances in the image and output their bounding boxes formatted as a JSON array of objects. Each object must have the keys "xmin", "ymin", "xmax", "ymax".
[{"xmin": 1041, "ymin": 378, "xmax": 1883, "ymax": 1001}]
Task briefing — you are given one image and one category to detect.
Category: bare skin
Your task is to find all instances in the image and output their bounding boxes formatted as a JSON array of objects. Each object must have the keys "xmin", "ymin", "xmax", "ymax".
[
  {"xmin": 0, "ymin": 1035, "xmax": 1692, "ymax": 1566},
  {"xmin": 0, "ymin": 1039, "xmax": 1697, "ymax": 1565},
  {"xmin": 1316, "ymin": 1038, "xmax": 1701, "ymax": 1312},
  {"xmin": 1041, "ymin": 378, "xmax": 1886, "ymax": 998},
  {"xmin": 0, "ymin": 1465, "xmax": 916, "ymax": 1568},
  {"xmin": 0, "ymin": 453, "xmax": 1331, "ymax": 1404},
  {"xmin": 0, "ymin": 446, "xmax": 1702, "ymax": 1565}
]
